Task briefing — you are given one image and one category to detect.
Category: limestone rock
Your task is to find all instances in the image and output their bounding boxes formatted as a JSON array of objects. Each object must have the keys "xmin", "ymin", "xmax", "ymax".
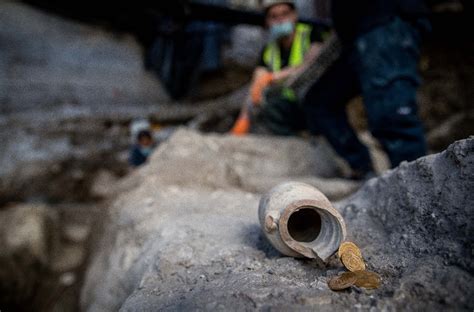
[
  {"xmin": 90, "ymin": 170, "xmax": 120, "ymax": 199},
  {"xmin": 0, "ymin": 204, "xmax": 58, "ymax": 304},
  {"xmin": 336, "ymin": 137, "xmax": 474, "ymax": 310},
  {"xmin": 140, "ymin": 128, "xmax": 351, "ymax": 196},
  {"xmin": 50, "ymin": 244, "xmax": 86, "ymax": 273},
  {"xmin": 63, "ymin": 224, "xmax": 91, "ymax": 244},
  {"xmin": 81, "ymin": 130, "xmax": 473, "ymax": 311},
  {"xmin": 0, "ymin": 2, "xmax": 168, "ymax": 112}
]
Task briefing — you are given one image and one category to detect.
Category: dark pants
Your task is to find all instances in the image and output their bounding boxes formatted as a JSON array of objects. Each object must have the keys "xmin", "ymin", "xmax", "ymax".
[
  {"xmin": 303, "ymin": 17, "xmax": 427, "ymax": 171},
  {"xmin": 255, "ymin": 94, "xmax": 306, "ymax": 136}
]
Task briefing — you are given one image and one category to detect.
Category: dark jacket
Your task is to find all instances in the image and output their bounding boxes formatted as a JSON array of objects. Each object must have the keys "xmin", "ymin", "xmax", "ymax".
[
  {"xmin": 129, "ymin": 145, "xmax": 150, "ymax": 167},
  {"xmin": 331, "ymin": 0, "xmax": 428, "ymax": 43}
]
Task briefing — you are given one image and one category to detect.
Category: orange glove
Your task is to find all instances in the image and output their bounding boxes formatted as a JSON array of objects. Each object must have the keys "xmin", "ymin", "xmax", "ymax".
[
  {"xmin": 251, "ymin": 72, "xmax": 274, "ymax": 105},
  {"xmin": 231, "ymin": 113, "xmax": 250, "ymax": 136}
]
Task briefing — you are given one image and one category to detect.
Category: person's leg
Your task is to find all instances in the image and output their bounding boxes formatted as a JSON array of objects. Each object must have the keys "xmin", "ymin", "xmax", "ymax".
[
  {"xmin": 303, "ymin": 54, "xmax": 373, "ymax": 173},
  {"xmin": 255, "ymin": 94, "xmax": 303, "ymax": 136},
  {"xmin": 355, "ymin": 17, "xmax": 427, "ymax": 168}
]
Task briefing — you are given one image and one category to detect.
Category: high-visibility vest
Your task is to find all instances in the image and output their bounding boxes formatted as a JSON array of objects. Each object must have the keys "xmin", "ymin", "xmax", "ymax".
[
  {"xmin": 262, "ymin": 23, "xmax": 312, "ymax": 101},
  {"xmin": 263, "ymin": 23, "xmax": 313, "ymax": 73}
]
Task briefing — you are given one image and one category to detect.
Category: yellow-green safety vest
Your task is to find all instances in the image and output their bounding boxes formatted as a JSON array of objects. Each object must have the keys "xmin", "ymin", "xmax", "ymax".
[
  {"xmin": 262, "ymin": 23, "xmax": 313, "ymax": 101},
  {"xmin": 263, "ymin": 23, "xmax": 313, "ymax": 72}
]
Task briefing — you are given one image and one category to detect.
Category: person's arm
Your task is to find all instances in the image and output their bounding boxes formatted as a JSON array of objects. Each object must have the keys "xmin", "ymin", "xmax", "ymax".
[
  {"xmin": 250, "ymin": 66, "xmax": 275, "ymax": 106},
  {"xmin": 231, "ymin": 66, "xmax": 273, "ymax": 135},
  {"xmin": 276, "ymin": 42, "xmax": 323, "ymax": 83},
  {"xmin": 252, "ymin": 66, "xmax": 271, "ymax": 84},
  {"xmin": 250, "ymin": 41, "xmax": 325, "ymax": 103}
]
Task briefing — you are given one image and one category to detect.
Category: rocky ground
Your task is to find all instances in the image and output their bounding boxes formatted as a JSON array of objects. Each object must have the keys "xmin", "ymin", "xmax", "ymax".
[
  {"xmin": 80, "ymin": 131, "xmax": 473, "ymax": 311},
  {"xmin": 0, "ymin": 202, "xmax": 104, "ymax": 311},
  {"xmin": 0, "ymin": 1, "xmax": 473, "ymax": 311}
]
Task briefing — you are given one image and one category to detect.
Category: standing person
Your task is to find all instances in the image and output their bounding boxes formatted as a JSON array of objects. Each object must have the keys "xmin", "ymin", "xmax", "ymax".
[
  {"xmin": 303, "ymin": 0, "xmax": 430, "ymax": 179},
  {"xmin": 231, "ymin": 0, "xmax": 326, "ymax": 136}
]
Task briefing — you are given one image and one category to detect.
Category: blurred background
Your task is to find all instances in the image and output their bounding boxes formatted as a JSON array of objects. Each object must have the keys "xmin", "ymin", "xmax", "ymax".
[{"xmin": 0, "ymin": 0, "xmax": 472, "ymax": 310}]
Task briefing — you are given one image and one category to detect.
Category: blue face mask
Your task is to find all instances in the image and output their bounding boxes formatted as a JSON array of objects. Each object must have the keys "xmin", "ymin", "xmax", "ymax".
[{"xmin": 269, "ymin": 21, "xmax": 295, "ymax": 40}]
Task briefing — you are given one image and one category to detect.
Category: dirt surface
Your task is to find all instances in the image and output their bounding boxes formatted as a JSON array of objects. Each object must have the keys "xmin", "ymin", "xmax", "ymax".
[
  {"xmin": 0, "ymin": 202, "xmax": 105, "ymax": 312},
  {"xmin": 81, "ymin": 131, "xmax": 473, "ymax": 311},
  {"xmin": 1, "ymin": 3, "xmax": 473, "ymax": 311}
]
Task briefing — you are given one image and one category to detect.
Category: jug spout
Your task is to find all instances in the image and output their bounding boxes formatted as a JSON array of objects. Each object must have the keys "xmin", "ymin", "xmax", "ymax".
[{"xmin": 258, "ymin": 182, "xmax": 346, "ymax": 262}]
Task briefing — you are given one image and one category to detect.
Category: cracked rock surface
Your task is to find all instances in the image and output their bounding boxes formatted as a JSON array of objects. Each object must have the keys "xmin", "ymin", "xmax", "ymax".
[{"xmin": 81, "ymin": 131, "xmax": 473, "ymax": 311}]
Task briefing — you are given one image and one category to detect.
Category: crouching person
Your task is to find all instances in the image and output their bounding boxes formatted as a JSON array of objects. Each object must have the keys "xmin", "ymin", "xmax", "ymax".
[
  {"xmin": 129, "ymin": 130, "xmax": 157, "ymax": 168},
  {"xmin": 231, "ymin": 0, "xmax": 325, "ymax": 136}
]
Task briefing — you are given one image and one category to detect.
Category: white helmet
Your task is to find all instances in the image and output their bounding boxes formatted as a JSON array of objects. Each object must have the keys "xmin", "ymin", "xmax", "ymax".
[
  {"xmin": 130, "ymin": 118, "xmax": 151, "ymax": 143},
  {"xmin": 262, "ymin": 0, "xmax": 296, "ymax": 12}
]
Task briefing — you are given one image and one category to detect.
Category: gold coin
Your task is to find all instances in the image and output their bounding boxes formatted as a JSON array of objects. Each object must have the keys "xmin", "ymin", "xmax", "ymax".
[
  {"xmin": 338, "ymin": 241, "xmax": 362, "ymax": 259},
  {"xmin": 327, "ymin": 272, "xmax": 357, "ymax": 291},
  {"xmin": 353, "ymin": 270, "xmax": 382, "ymax": 289},
  {"xmin": 341, "ymin": 252, "xmax": 366, "ymax": 272}
]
